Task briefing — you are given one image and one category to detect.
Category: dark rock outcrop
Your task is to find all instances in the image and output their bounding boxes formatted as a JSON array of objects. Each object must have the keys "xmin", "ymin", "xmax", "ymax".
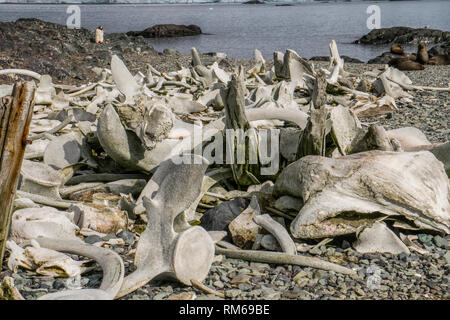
[
  {"xmin": 355, "ymin": 27, "xmax": 450, "ymax": 45},
  {"xmin": 127, "ymin": 24, "xmax": 202, "ymax": 38}
]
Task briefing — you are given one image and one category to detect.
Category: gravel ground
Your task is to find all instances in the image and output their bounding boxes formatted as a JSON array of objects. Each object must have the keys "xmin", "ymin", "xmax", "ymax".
[{"xmin": 2, "ymin": 232, "xmax": 449, "ymax": 300}]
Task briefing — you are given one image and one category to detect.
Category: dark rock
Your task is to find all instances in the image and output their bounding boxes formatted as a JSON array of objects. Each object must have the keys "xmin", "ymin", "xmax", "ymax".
[
  {"xmin": 341, "ymin": 240, "xmax": 351, "ymax": 250},
  {"xmin": 355, "ymin": 27, "xmax": 450, "ymax": 45},
  {"xmin": 200, "ymin": 197, "xmax": 250, "ymax": 232},
  {"xmin": 428, "ymin": 42, "xmax": 450, "ymax": 56},
  {"xmin": 117, "ymin": 230, "xmax": 136, "ymax": 246},
  {"xmin": 84, "ymin": 235, "xmax": 103, "ymax": 244},
  {"xmin": 127, "ymin": 24, "xmax": 202, "ymax": 38},
  {"xmin": 243, "ymin": 0, "xmax": 265, "ymax": 4},
  {"xmin": 309, "ymin": 56, "xmax": 364, "ymax": 63},
  {"xmin": 368, "ymin": 52, "xmax": 405, "ymax": 64}
]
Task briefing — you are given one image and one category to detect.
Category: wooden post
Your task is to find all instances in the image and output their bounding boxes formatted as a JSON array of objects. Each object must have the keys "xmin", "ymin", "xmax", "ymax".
[{"xmin": 0, "ymin": 81, "xmax": 35, "ymax": 270}]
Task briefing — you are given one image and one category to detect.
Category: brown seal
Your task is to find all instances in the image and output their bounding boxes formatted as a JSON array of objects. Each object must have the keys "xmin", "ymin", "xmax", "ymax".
[
  {"xmin": 428, "ymin": 55, "xmax": 450, "ymax": 65},
  {"xmin": 390, "ymin": 44, "xmax": 404, "ymax": 55},
  {"xmin": 416, "ymin": 43, "xmax": 429, "ymax": 64},
  {"xmin": 402, "ymin": 53, "xmax": 417, "ymax": 61},
  {"xmin": 388, "ymin": 58, "xmax": 425, "ymax": 71}
]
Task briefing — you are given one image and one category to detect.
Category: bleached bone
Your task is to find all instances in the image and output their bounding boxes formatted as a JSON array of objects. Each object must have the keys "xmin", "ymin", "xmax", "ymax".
[
  {"xmin": 182, "ymin": 168, "xmax": 232, "ymax": 222},
  {"xmin": 6, "ymin": 240, "xmax": 33, "ymax": 272},
  {"xmin": 328, "ymin": 40, "xmax": 347, "ymax": 83},
  {"xmin": 35, "ymin": 237, "xmax": 124, "ymax": 300},
  {"xmin": 97, "ymin": 104, "xmax": 195, "ymax": 173},
  {"xmin": 386, "ymin": 127, "xmax": 431, "ymax": 150},
  {"xmin": 353, "ymin": 221, "xmax": 411, "ymax": 255},
  {"xmin": 43, "ymin": 132, "xmax": 86, "ymax": 170},
  {"xmin": 215, "ymin": 247, "xmax": 356, "ymax": 276},
  {"xmin": 68, "ymin": 203, "xmax": 127, "ymax": 234},
  {"xmin": 274, "ymin": 150, "xmax": 450, "ymax": 239},
  {"xmin": 405, "ymin": 142, "xmax": 449, "ymax": 177},
  {"xmin": 0, "ymin": 69, "xmax": 42, "ymax": 80},
  {"xmin": 111, "ymin": 55, "xmax": 140, "ymax": 104},
  {"xmin": 20, "ymin": 240, "xmax": 85, "ymax": 278},
  {"xmin": 9, "ymin": 207, "xmax": 79, "ymax": 244},
  {"xmin": 16, "ymin": 190, "xmax": 76, "ymax": 209},
  {"xmin": 116, "ymin": 155, "xmax": 214, "ymax": 299},
  {"xmin": 34, "ymin": 75, "xmax": 55, "ymax": 105},
  {"xmin": 20, "ymin": 160, "xmax": 65, "ymax": 199},
  {"xmin": 29, "ymin": 119, "xmax": 62, "ymax": 134},
  {"xmin": 229, "ymin": 196, "xmax": 262, "ymax": 248},
  {"xmin": 253, "ymin": 214, "xmax": 297, "ymax": 255},
  {"xmin": 191, "ymin": 47, "xmax": 203, "ymax": 67},
  {"xmin": 29, "ymin": 115, "xmax": 73, "ymax": 141}
]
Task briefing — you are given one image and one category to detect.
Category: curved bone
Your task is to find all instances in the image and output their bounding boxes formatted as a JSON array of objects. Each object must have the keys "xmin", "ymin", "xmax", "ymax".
[
  {"xmin": 253, "ymin": 214, "xmax": 297, "ymax": 255},
  {"xmin": 215, "ymin": 247, "xmax": 356, "ymax": 276},
  {"xmin": 0, "ymin": 69, "xmax": 41, "ymax": 80},
  {"xmin": 35, "ymin": 237, "xmax": 124, "ymax": 300}
]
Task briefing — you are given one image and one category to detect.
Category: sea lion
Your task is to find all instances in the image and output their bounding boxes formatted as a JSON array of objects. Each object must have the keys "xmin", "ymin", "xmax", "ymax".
[
  {"xmin": 388, "ymin": 58, "xmax": 424, "ymax": 71},
  {"xmin": 391, "ymin": 44, "xmax": 404, "ymax": 55},
  {"xmin": 428, "ymin": 55, "xmax": 450, "ymax": 65},
  {"xmin": 95, "ymin": 26, "xmax": 104, "ymax": 44},
  {"xmin": 416, "ymin": 43, "xmax": 429, "ymax": 64},
  {"xmin": 402, "ymin": 53, "xmax": 417, "ymax": 61}
]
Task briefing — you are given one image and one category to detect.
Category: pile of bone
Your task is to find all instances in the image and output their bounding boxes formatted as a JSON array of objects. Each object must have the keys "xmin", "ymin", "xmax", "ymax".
[{"xmin": 1, "ymin": 40, "xmax": 449, "ymax": 300}]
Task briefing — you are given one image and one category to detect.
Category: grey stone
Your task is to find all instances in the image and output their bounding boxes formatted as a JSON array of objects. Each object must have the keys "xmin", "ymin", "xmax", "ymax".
[
  {"xmin": 84, "ymin": 235, "xmax": 103, "ymax": 244},
  {"xmin": 274, "ymin": 195, "xmax": 303, "ymax": 212},
  {"xmin": 117, "ymin": 230, "xmax": 136, "ymax": 246},
  {"xmin": 418, "ymin": 234, "xmax": 434, "ymax": 245},
  {"xmin": 433, "ymin": 235, "xmax": 447, "ymax": 248},
  {"xmin": 225, "ymin": 289, "xmax": 241, "ymax": 298}
]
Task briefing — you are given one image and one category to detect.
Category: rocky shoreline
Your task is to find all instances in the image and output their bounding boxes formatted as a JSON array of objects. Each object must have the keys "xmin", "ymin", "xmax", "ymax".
[{"xmin": 0, "ymin": 19, "xmax": 449, "ymax": 301}]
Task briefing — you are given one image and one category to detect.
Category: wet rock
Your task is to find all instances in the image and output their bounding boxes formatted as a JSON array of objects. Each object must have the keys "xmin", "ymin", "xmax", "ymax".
[{"xmin": 127, "ymin": 24, "xmax": 202, "ymax": 38}]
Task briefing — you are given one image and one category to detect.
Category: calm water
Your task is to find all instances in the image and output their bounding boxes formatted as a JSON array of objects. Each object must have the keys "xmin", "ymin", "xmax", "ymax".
[{"xmin": 0, "ymin": 1, "xmax": 449, "ymax": 61}]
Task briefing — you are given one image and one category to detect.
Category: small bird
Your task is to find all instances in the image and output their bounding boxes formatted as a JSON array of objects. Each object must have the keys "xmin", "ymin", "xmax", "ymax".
[{"xmin": 95, "ymin": 26, "xmax": 104, "ymax": 44}]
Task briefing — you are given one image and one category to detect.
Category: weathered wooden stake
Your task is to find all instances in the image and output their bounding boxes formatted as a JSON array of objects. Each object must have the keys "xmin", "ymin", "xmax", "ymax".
[{"xmin": 0, "ymin": 81, "xmax": 35, "ymax": 270}]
